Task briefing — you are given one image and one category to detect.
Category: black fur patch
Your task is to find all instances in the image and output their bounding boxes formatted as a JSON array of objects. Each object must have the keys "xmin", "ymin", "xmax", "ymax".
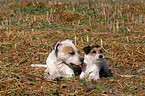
[
  {"xmin": 83, "ymin": 45, "xmax": 100, "ymax": 55},
  {"xmin": 54, "ymin": 42, "xmax": 60, "ymax": 57},
  {"xmin": 83, "ymin": 45, "xmax": 91, "ymax": 55}
]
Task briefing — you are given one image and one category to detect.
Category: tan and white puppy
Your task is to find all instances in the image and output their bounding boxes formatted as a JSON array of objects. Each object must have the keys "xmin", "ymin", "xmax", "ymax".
[
  {"xmin": 31, "ymin": 40, "xmax": 83, "ymax": 80},
  {"xmin": 80, "ymin": 45, "xmax": 112, "ymax": 81}
]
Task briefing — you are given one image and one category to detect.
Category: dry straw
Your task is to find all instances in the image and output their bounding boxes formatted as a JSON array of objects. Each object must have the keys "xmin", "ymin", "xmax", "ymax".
[{"xmin": 0, "ymin": 0, "xmax": 145, "ymax": 95}]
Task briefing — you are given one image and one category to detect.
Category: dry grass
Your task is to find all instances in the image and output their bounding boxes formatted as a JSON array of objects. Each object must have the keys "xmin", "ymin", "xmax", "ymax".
[{"xmin": 0, "ymin": 0, "xmax": 145, "ymax": 95}]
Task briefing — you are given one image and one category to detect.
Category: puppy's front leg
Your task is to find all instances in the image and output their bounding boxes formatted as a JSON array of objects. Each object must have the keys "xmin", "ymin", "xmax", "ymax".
[
  {"xmin": 44, "ymin": 72, "xmax": 61, "ymax": 80},
  {"xmin": 89, "ymin": 71, "xmax": 100, "ymax": 80},
  {"xmin": 80, "ymin": 72, "xmax": 86, "ymax": 79},
  {"xmin": 59, "ymin": 64, "xmax": 74, "ymax": 79},
  {"xmin": 94, "ymin": 72, "xmax": 100, "ymax": 80},
  {"xmin": 62, "ymin": 70, "xmax": 74, "ymax": 79},
  {"xmin": 44, "ymin": 66, "xmax": 61, "ymax": 80}
]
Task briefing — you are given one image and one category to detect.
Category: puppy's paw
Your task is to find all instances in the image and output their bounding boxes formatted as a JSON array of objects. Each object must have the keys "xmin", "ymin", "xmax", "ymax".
[{"xmin": 44, "ymin": 72, "xmax": 50, "ymax": 79}]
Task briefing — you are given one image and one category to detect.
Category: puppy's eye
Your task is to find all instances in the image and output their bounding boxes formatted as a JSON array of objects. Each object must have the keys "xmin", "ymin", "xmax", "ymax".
[
  {"xmin": 69, "ymin": 52, "xmax": 75, "ymax": 55},
  {"xmin": 92, "ymin": 51, "xmax": 96, "ymax": 53},
  {"xmin": 100, "ymin": 50, "xmax": 103, "ymax": 53}
]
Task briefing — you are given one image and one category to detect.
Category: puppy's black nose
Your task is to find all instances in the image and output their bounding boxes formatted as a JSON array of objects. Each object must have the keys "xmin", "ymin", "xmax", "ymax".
[
  {"xmin": 80, "ymin": 58, "xmax": 84, "ymax": 62},
  {"xmin": 99, "ymin": 55, "xmax": 103, "ymax": 58}
]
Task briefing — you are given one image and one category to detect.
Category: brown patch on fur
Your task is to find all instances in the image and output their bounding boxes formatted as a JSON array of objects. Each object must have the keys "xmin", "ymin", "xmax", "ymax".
[
  {"xmin": 89, "ymin": 48, "xmax": 102, "ymax": 56},
  {"xmin": 62, "ymin": 46, "xmax": 74, "ymax": 55}
]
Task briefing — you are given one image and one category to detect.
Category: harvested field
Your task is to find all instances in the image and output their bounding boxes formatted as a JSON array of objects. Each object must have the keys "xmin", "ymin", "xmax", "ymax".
[{"xmin": 0, "ymin": 0, "xmax": 145, "ymax": 95}]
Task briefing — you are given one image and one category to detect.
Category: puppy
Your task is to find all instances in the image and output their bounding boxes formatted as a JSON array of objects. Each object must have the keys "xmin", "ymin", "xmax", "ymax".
[
  {"xmin": 31, "ymin": 40, "xmax": 83, "ymax": 80},
  {"xmin": 80, "ymin": 45, "xmax": 112, "ymax": 80}
]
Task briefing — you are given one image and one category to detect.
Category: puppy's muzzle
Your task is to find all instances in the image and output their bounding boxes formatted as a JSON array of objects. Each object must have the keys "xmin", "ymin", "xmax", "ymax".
[{"xmin": 70, "ymin": 58, "xmax": 84, "ymax": 67}]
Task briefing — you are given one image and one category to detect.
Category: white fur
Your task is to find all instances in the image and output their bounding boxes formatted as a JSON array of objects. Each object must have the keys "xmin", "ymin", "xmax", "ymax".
[
  {"xmin": 80, "ymin": 53, "xmax": 110, "ymax": 81},
  {"xmin": 55, "ymin": 40, "xmax": 81, "ymax": 66},
  {"xmin": 31, "ymin": 40, "xmax": 82, "ymax": 80}
]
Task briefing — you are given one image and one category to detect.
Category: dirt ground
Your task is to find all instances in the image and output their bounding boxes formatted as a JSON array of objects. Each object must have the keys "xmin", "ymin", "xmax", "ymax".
[{"xmin": 0, "ymin": 0, "xmax": 145, "ymax": 95}]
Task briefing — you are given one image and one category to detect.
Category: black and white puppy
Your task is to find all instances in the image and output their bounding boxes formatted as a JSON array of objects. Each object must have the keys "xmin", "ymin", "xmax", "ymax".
[
  {"xmin": 31, "ymin": 40, "xmax": 83, "ymax": 80},
  {"xmin": 80, "ymin": 45, "xmax": 112, "ymax": 80}
]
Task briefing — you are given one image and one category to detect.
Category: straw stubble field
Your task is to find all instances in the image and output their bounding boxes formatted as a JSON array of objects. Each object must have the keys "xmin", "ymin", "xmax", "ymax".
[{"xmin": 0, "ymin": 0, "xmax": 145, "ymax": 95}]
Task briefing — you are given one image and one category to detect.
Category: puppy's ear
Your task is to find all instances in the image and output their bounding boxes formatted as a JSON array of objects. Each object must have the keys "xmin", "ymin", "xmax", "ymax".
[
  {"xmin": 54, "ymin": 42, "xmax": 61, "ymax": 50},
  {"xmin": 54, "ymin": 42, "xmax": 63, "ymax": 56},
  {"xmin": 83, "ymin": 45, "xmax": 91, "ymax": 55}
]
